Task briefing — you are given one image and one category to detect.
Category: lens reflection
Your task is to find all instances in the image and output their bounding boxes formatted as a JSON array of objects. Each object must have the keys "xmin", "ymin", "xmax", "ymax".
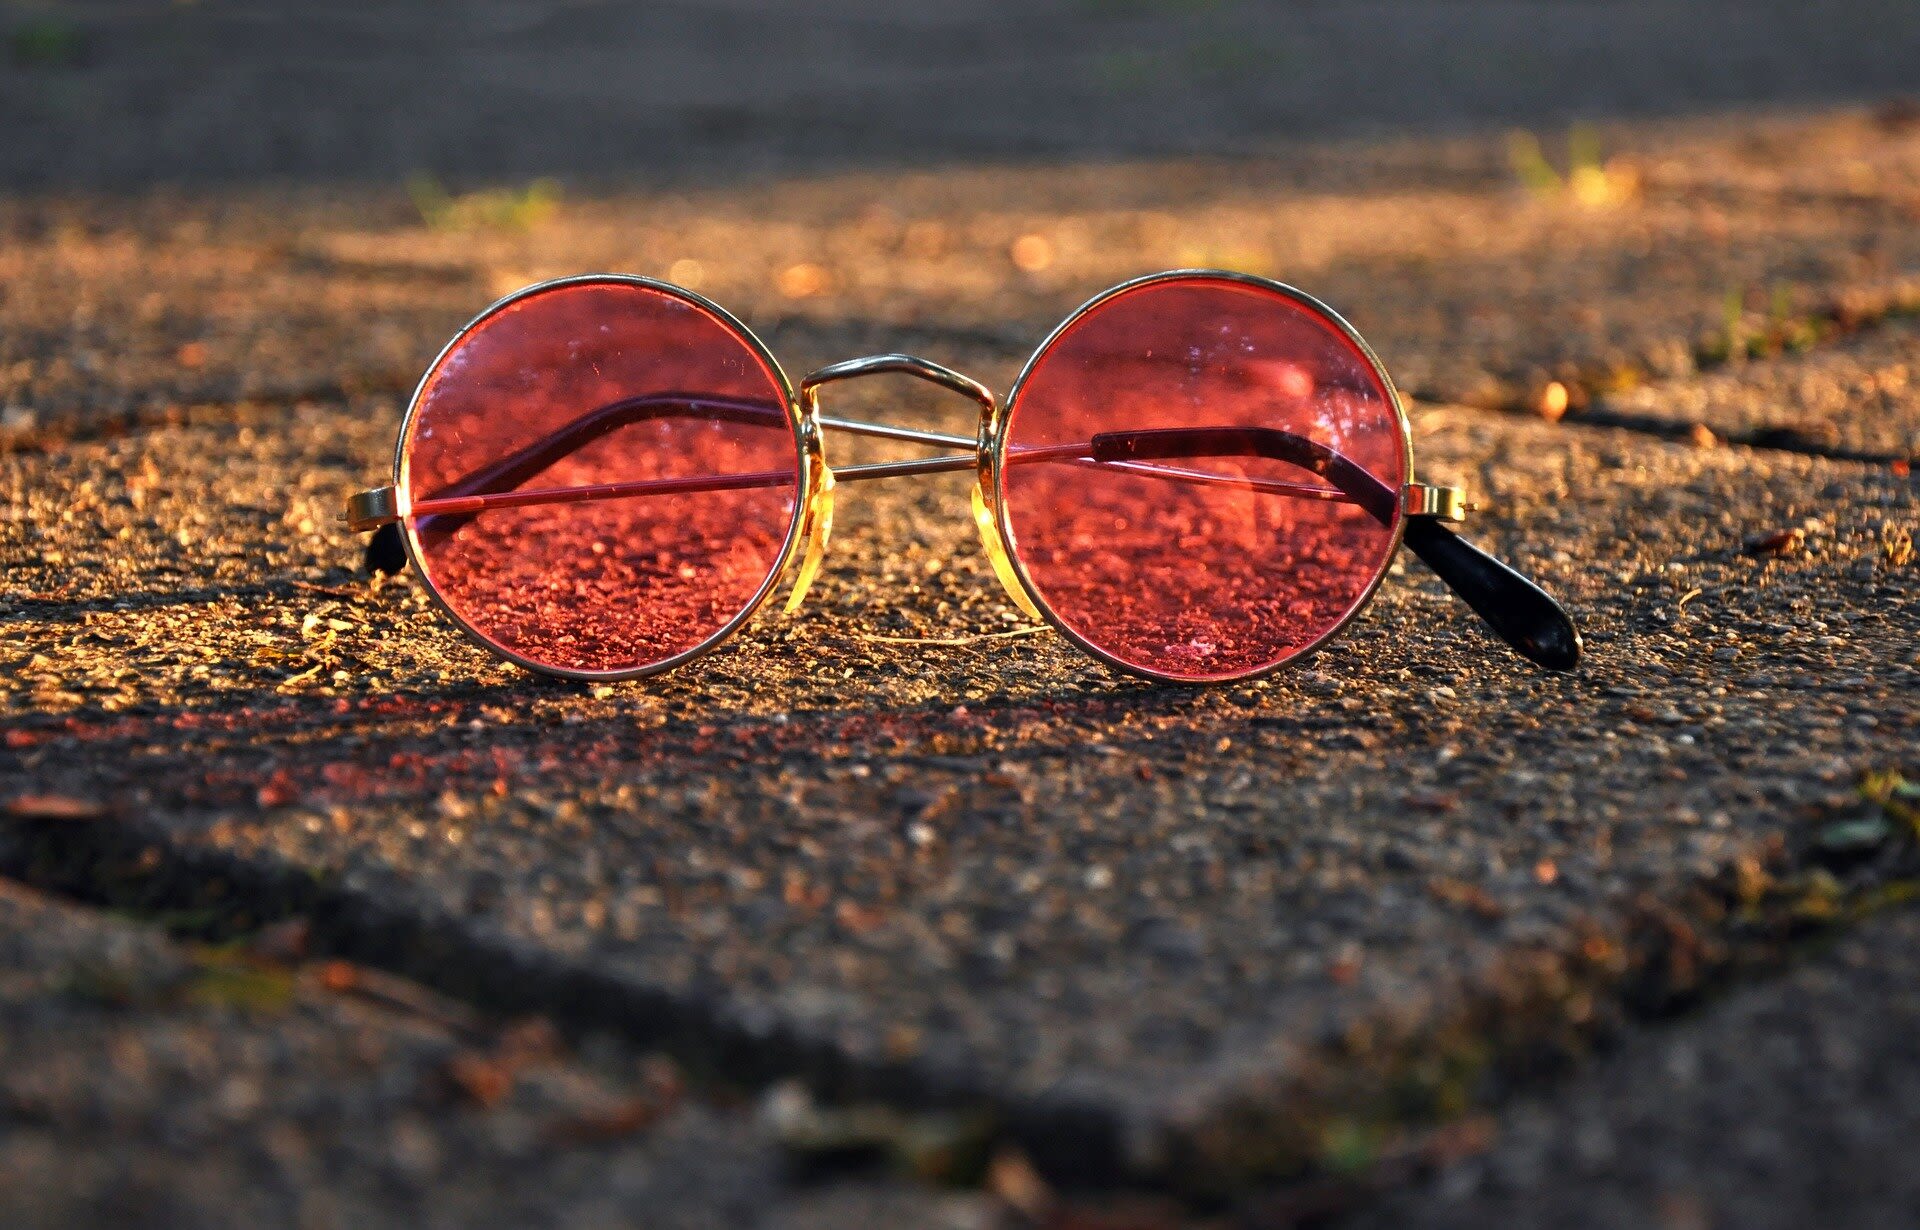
[
  {"xmin": 1000, "ymin": 276, "xmax": 1408, "ymax": 680},
  {"xmin": 401, "ymin": 279, "xmax": 800, "ymax": 675}
]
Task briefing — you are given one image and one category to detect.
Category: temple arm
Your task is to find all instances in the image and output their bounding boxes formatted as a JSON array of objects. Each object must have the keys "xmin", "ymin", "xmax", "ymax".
[
  {"xmin": 358, "ymin": 410, "xmax": 1579, "ymax": 671},
  {"xmin": 1087, "ymin": 426, "xmax": 1398, "ymax": 522},
  {"xmin": 356, "ymin": 395, "xmax": 1371, "ymax": 571},
  {"xmin": 1088, "ymin": 427, "xmax": 1581, "ymax": 671},
  {"xmin": 417, "ymin": 392, "xmax": 787, "ymax": 509}
]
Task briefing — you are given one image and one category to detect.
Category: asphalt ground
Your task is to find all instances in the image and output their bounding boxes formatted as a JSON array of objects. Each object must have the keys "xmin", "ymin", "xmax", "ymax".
[
  {"xmin": 1357, "ymin": 902, "xmax": 1920, "ymax": 1230},
  {"xmin": 0, "ymin": 876, "xmax": 998, "ymax": 1230},
  {"xmin": 4, "ymin": 3, "xmax": 1920, "ymax": 1226}
]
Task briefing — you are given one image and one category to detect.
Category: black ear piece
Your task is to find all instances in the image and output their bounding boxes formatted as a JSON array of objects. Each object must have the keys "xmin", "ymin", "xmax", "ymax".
[
  {"xmin": 365, "ymin": 523, "xmax": 408, "ymax": 576},
  {"xmin": 1402, "ymin": 518, "xmax": 1581, "ymax": 671},
  {"xmin": 1088, "ymin": 424, "xmax": 1583, "ymax": 673}
]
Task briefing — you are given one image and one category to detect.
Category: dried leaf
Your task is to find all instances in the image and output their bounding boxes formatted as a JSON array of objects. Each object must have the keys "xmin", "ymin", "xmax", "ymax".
[
  {"xmin": 1816, "ymin": 813, "xmax": 1892, "ymax": 854},
  {"xmin": 1428, "ymin": 877, "xmax": 1505, "ymax": 920},
  {"xmin": 549, "ymin": 1095, "xmax": 674, "ymax": 1143},
  {"xmin": 1743, "ymin": 527, "xmax": 1804, "ymax": 557},
  {"xmin": 445, "ymin": 1052, "xmax": 515, "ymax": 1107},
  {"xmin": 986, "ymin": 1149, "xmax": 1053, "ymax": 1221},
  {"xmin": 3, "ymin": 793, "xmax": 105, "ymax": 821}
]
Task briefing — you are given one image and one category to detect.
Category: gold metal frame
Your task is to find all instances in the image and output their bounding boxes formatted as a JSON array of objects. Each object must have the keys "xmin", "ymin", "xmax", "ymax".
[{"xmin": 346, "ymin": 270, "xmax": 1469, "ymax": 684}]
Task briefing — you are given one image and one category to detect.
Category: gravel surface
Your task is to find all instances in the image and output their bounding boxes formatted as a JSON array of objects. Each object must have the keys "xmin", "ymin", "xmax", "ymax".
[
  {"xmin": 1594, "ymin": 316, "xmax": 1920, "ymax": 462},
  {"xmin": 1355, "ymin": 905, "xmax": 1920, "ymax": 1230}
]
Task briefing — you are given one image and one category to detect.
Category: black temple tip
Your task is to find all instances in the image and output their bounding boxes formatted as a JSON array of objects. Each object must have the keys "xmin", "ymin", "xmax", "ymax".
[
  {"xmin": 1402, "ymin": 518, "xmax": 1581, "ymax": 672},
  {"xmin": 365, "ymin": 523, "xmax": 408, "ymax": 576}
]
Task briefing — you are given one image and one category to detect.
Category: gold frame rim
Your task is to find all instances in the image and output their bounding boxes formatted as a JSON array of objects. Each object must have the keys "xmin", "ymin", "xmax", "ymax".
[
  {"xmin": 987, "ymin": 268, "xmax": 1416, "ymax": 686},
  {"xmin": 390, "ymin": 273, "xmax": 811, "ymax": 684}
]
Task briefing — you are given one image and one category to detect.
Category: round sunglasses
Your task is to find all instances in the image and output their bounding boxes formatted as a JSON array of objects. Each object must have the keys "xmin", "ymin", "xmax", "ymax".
[{"xmin": 346, "ymin": 270, "xmax": 1579, "ymax": 683}]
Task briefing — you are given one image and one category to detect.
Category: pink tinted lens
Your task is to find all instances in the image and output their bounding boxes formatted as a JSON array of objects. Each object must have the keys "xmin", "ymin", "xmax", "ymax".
[
  {"xmin": 400, "ymin": 279, "xmax": 800, "ymax": 676},
  {"xmin": 999, "ymin": 276, "xmax": 1408, "ymax": 681}
]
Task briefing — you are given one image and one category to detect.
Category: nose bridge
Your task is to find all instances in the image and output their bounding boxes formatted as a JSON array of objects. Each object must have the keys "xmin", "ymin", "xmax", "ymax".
[
  {"xmin": 797, "ymin": 353, "xmax": 996, "ymax": 422},
  {"xmin": 786, "ymin": 352, "xmax": 1042, "ymax": 622}
]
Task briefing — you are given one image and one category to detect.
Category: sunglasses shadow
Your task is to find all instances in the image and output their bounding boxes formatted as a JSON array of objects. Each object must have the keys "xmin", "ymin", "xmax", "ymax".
[{"xmin": 6, "ymin": 622, "xmax": 1331, "ymax": 819}]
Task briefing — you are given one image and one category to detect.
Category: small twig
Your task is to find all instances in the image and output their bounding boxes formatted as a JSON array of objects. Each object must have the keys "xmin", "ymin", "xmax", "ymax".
[
  {"xmin": 276, "ymin": 662, "xmax": 328, "ymax": 690},
  {"xmin": 859, "ymin": 625, "xmax": 1049, "ymax": 647},
  {"xmin": 314, "ymin": 959, "xmax": 487, "ymax": 1038}
]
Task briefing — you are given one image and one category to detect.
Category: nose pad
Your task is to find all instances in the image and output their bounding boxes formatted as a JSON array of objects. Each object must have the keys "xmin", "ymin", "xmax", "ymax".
[
  {"xmin": 971, "ymin": 481, "xmax": 1042, "ymax": 620},
  {"xmin": 783, "ymin": 464, "xmax": 837, "ymax": 613}
]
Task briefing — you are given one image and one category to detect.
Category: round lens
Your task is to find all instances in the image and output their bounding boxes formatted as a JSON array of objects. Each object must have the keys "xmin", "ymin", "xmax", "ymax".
[
  {"xmin": 998, "ymin": 275, "xmax": 1408, "ymax": 681},
  {"xmin": 399, "ymin": 278, "xmax": 801, "ymax": 677}
]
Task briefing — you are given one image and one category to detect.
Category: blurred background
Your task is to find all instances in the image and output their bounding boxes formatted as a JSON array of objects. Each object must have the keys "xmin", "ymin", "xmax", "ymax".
[{"xmin": 4, "ymin": 0, "xmax": 1920, "ymax": 186}]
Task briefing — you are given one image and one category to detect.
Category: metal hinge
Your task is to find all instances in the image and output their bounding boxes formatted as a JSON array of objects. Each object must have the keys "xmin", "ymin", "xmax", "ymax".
[
  {"xmin": 344, "ymin": 486, "xmax": 400, "ymax": 531},
  {"xmin": 1401, "ymin": 483, "xmax": 1470, "ymax": 522}
]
